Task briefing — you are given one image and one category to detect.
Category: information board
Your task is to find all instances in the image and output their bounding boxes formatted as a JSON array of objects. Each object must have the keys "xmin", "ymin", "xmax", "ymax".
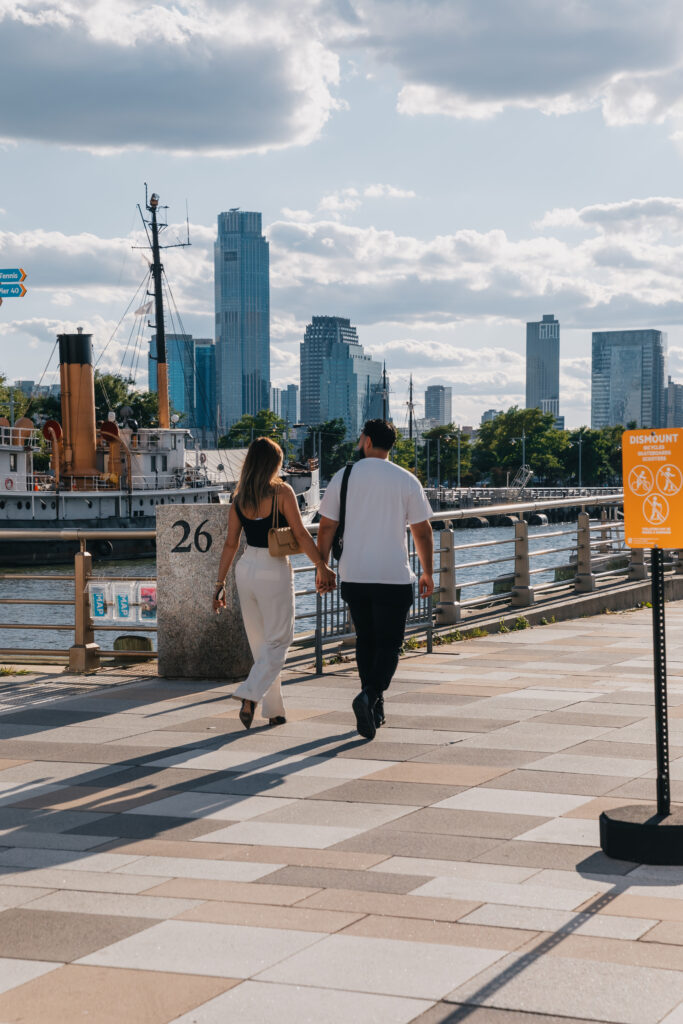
[{"xmin": 623, "ymin": 428, "xmax": 683, "ymax": 548}]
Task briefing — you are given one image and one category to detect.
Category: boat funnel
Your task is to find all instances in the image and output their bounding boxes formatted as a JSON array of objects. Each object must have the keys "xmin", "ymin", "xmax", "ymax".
[{"xmin": 58, "ymin": 331, "xmax": 98, "ymax": 488}]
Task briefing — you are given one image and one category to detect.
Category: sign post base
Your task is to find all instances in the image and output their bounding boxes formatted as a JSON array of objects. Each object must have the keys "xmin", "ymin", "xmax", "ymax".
[{"xmin": 600, "ymin": 804, "xmax": 683, "ymax": 865}]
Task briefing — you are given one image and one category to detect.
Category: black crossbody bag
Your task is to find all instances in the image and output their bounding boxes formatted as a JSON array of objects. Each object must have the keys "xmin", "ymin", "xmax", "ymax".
[{"xmin": 331, "ymin": 463, "xmax": 353, "ymax": 562}]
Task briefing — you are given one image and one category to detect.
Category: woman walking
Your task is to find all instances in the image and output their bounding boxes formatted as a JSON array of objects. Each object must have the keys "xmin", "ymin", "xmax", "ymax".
[{"xmin": 213, "ymin": 437, "xmax": 335, "ymax": 729}]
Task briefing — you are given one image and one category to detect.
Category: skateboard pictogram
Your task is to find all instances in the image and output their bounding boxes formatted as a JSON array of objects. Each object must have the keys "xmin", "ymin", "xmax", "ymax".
[
  {"xmin": 643, "ymin": 493, "xmax": 669, "ymax": 525},
  {"xmin": 656, "ymin": 464, "xmax": 683, "ymax": 496},
  {"xmin": 628, "ymin": 466, "xmax": 654, "ymax": 495}
]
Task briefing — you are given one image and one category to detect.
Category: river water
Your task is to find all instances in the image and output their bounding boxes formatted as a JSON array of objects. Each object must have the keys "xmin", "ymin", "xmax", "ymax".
[{"xmin": 0, "ymin": 520, "xmax": 622, "ymax": 653}]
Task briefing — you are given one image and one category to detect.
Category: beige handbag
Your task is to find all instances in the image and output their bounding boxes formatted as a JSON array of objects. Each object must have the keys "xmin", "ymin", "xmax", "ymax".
[{"xmin": 268, "ymin": 486, "xmax": 301, "ymax": 557}]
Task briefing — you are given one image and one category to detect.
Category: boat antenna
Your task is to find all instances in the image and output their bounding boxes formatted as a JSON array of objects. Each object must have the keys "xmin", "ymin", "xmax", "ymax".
[{"xmin": 134, "ymin": 186, "xmax": 191, "ymax": 430}]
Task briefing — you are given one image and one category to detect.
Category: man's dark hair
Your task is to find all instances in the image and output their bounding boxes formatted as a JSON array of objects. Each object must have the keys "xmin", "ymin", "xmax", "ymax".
[{"xmin": 362, "ymin": 419, "xmax": 397, "ymax": 451}]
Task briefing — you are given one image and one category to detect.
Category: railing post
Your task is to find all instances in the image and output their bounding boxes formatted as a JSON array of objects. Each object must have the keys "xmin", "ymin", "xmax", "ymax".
[
  {"xmin": 315, "ymin": 591, "xmax": 323, "ymax": 676},
  {"xmin": 598, "ymin": 509, "xmax": 610, "ymax": 554},
  {"xmin": 435, "ymin": 525, "xmax": 461, "ymax": 625},
  {"xmin": 575, "ymin": 511, "xmax": 596, "ymax": 593},
  {"xmin": 511, "ymin": 520, "xmax": 534, "ymax": 607},
  {"xmin": 629, "ymin": 547, "xmax": 649, "ymax": 580},
  {"xmin": 69, "ymin": 540, "xmax": 100, "ymax": 673}
]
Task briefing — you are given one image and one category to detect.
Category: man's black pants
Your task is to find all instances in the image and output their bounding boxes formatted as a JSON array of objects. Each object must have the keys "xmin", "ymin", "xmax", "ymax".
[{"xmin": 341, "ymin": 582, "xmax": 414, "ymax": 703}]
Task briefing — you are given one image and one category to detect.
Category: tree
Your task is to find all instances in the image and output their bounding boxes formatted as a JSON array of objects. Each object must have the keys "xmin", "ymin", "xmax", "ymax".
[
  {"xmin": 419, "ymin": 424, "xmax": 473, "ymax": 486},
  {"xmin": 471, "ymin": 407, "xmax": 569, "ymax": 485},
  {"xmin": 301, "ymin": 419, "xmax": 355, "ymax": 479},
  {"xmin": 218, "ymin": 410, "xmax": 287, "ymax": 449},
  {"xmin": 94, "ymin": 372, "xmax": 159, "ymax": 428}
]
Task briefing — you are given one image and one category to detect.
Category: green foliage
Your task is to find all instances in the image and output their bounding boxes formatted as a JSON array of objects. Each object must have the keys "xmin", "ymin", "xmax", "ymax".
[
  {"xmin": 498, "ymin": 619, "xmax": 510, "ymax": 633},
  {"xmin": 218, "ymin": 410, "xmax": 287, "ymax": 450},
  {"xmin": 472, "ymin": 406, "xmax": 568, "ymax": 485},
  {"xmin": 0, "ymin": 667, "xmax": 31, "ymax": 676},
  {"xmin": 465, "ymin": 627, "xmax": 489, "ymax": 638},
  {"xmin": 300, "ymin": 419, "xmax": 355, "ymax": 480},
  {"xmin": 419, "ymin": 424, "xmax": 473, "ymax": 486},
  {"xmin": 94, "ymin": 372, "xmax": 159, "ymax": 428},
  {"xmin": 513, "ymin": 615, "xmax": 530, "ymax": 630}
]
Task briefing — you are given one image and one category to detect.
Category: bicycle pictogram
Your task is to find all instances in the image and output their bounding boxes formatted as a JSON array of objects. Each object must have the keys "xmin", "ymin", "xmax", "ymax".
[{"xmin": 628, "ymin": 466, "xmax": 654, "ymax": 495}]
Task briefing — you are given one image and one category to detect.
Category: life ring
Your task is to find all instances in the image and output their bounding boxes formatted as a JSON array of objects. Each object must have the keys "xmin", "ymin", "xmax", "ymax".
[{"xmin": 4, "ymin": 478, "xmax": 13, "ymax": 490}]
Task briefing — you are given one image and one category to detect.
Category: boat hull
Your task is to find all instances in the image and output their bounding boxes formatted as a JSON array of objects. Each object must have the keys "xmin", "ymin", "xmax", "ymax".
[{"xmin": 0, "ymin": 517, "xmax": 157, "ymax": 566}]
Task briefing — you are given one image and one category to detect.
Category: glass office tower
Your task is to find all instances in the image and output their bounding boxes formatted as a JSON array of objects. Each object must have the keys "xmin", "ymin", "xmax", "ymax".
[
  {"xmin": 425, "ymin": 385, "xmax": 452, "ymax": 425},
  {"xmin": 526, "ymin": 314, "xmax": 561, "ymax": 423},
  {"xmin": 193, "ymin": 339, "xmax": 216, "ymax": 439},
  {"xmin": 300, "ymin": 316, "xmax": 385, "ymax": 437},
  {"xmin": 214, "ymin": 210, "xmax": 270, "ymax": 428},
  {"xmin": 149, "ymin": 334, "xmax": 194, "ymax": 421},
  {"xmin": 591, "ymin": 329, "xmax": 666, "ymax": 429},
  {"xmin": 281, "ymin": 384, "xmax": 299, "ymax": 424}
]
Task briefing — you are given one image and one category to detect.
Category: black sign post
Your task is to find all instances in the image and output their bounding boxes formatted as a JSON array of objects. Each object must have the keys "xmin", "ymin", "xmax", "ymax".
[{"xmin": 600, "ymin": 544, "xmax": 683, "ymax": 862}]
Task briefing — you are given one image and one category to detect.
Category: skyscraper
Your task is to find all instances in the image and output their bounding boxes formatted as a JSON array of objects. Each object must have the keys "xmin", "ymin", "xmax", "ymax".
[
  {"xmin": 270, "ymin": 387, "xmax": 281, "ymax": 417},
  {"xmin": 526, "ymin": 314, "xmax": 560, "ymax": 423},
  {"xmin": 591, "ymin": 329, "xmax": 666, "ymax": 429},
  {"xmin": 300, "ymin": 316, "xmax": 385, "ymax": 437},
  {"xmin": 193, "ymin": 339, "xmax": 216, "ymax": 440},
  {"xmin": 149, "ymin": 334, "xmax": 194, "ymax": 422},
  {"xmin": 281, "ymin": 384, "xmax": 299, "ymax": 425},
  {"xmin": 667, "ymin": 376, "xmax": 683, "ymax": 428},
  {"xmin": 424, "ymin": 385, "xmax": 452, "ymax": 425},
  {"xmin": 214, "ymin": 210, "xmax": 270, "ymax": 428}
]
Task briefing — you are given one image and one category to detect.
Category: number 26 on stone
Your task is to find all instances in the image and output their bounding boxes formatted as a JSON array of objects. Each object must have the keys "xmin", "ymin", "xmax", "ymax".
[{"xmin": 171, "ymin": 519, "xmax": 212, "ymax": 553}]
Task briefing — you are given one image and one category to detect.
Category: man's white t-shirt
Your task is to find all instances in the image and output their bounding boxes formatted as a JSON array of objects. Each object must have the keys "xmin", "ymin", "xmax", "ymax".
[{"xmin": 319, "ymin": 459, "xmax": 433, "ymax": 584}]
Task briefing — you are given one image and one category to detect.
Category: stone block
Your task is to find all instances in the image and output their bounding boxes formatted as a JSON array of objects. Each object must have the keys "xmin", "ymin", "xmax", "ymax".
[{"xmin": 156, "ymin": 505, "xmax": 253, "ymax": 680}]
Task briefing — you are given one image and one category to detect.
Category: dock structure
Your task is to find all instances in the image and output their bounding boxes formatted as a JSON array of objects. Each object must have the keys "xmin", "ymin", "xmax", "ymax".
[{"xmin": 0, "ymin": 605, "xmax": 681, "ymax": 1021}]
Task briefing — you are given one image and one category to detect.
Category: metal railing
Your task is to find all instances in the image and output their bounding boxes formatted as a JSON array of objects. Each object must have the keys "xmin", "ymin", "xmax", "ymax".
[{"xmin": 1, "ymin": 490, "xmax": 673, "ymax": 675}]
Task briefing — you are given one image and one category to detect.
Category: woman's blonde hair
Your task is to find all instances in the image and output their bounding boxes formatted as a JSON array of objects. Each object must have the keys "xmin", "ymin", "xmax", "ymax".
[{"xmin": 235, "ymin": 436, "xmax": 283, "ymax": 515}]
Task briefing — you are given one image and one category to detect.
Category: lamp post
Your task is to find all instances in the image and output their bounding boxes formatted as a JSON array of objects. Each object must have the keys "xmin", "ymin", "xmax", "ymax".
[
  {"xmin": 511, "ymin": 429, "xmax": 527, "ymax": 470},
  {"xmin": 574, "ymin": 434, "xmax": 584, "ymax": 488},
  {"xmin": 457, "ymin": 427, "xmax": 461, "ymax": 488}
]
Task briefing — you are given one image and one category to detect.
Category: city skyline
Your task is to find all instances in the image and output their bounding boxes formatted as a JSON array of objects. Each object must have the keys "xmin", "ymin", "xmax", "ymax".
[{"xmin": 5, "ymin": 3, "xmax": 683, "ymax": 427}]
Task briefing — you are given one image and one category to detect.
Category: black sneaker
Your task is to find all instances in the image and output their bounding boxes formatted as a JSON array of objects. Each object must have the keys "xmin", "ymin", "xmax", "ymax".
[
  {"xmin": 373, "ymin": 696, "xmax": 385, "ymax": 728},
  {"xmin": 352, "ymin": 691, "xmax": 376, "ymax": 740}
]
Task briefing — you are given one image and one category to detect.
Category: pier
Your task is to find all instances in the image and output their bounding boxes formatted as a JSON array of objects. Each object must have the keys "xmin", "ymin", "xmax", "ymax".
[{"xmin": 0, "ymin": 605, "xmax": 681, "ymax": 1021}]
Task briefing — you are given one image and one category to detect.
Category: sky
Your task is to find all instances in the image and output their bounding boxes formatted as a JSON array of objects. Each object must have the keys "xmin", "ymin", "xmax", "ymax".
[{"xmin": 3, "ymin": 0, "xmax": 683, "ymax": 429}]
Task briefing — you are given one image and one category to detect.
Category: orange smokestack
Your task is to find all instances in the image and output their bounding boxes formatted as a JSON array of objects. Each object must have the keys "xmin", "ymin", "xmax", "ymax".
[{"xmin": 58, "ymin": 330, "xmax": 98, "ymax": 488}]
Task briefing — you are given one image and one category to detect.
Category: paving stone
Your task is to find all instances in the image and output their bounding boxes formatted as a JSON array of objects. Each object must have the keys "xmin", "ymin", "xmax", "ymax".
[
  {"xmin": 77, "ymin": 920, "xmax": 325, "ymax": 978},
  {"xmin": 0, "ymin": 957, "xmax": 59, "ymax": 996},
  {"xmin": 257, "ymin": 865, "xmax": 429, "ymax": 893},
  {"xmin": 474, "ymin": 841, "xmax": 635, "ymax": 874},
  {"xmin": 410, "ymin": 877, "xmax": 591, "ymax": 911},
  {"xmin": 411, "ymin": 1004, "xmax": 598, "ymax": 1024},
  {"xmin": 192, "ymin": 821, "xmax": 366, "ymax": 849},
  {"xmin": 369, "ymin": 857, "xmax": 538, "ymax": 884},
  {"xmin": 298, "ymin": 887, "xmax": 481, "ymax": 922},
  {"xmin": 308, "ymin": 779, "xmax": 461, "ymax": 806},
  {"xmin": 0, "ymin": 964, "xmax": 237, "ymax": 1024},
  {"xmin": 194, "ymin": 772, "xmax": 342, "ymax": 798},
  {"xmin": 342, "ymin": 915, "xmax": 537, "ymax": 949},
  {"xmin": 115, "ymin": 855, "xmax": 282, "ymax": 882},
  {"xmin": 23, "ymin": 889, "xmax": 203, "ymax": 919},
  {"xmin": 460, "ymin": 903, "xmax": 655, "ymax": 939},
  {"xmin": 177, "ymin": 901, "xmax": 363, "ymax": 933},
  {"xmin": 258, "ymin": 933, "xmax": 508, "ymax": 1000},
  {"xmin": 123, "ymin": 791, "xmax": 297, "ymax": 821},
  {"xmin": 0, "ymin": 908, "xmax": 155, "ymax": 962},
  {"xmin": 141, "ymin": 878, "xmax": 319, "ymax": 904},
  {"xmin": 386, "ymin": 808, "xmax": 549, "ymax": 840},
  {"xmin": 66, "ymin": 814, "xmax": 228, "ymax": 841},
  {"xmin": 331, "ymin": 826, "xmax": 502, "ymax": 860},
  {"xmin": 367, "ymin": 763, "xmax": 509, "ymax": 786},
  {"xmin": 254, "ymin": 798, "xmax": 417, "ymax": 829},
  {"xmin": 480, "ymin": 770, "xmax": 631, "ymax": 796},
  {"xmin": 168, "ymin": 980, "xmax": 432, "ymax": 1024},
  {"xmin": 415, "ymin": 748, "xmax": 538, "ymax": 767},
  {"xmin": 448, "ymin": 952, "xmax": 683, "ymax": 1023},
  {"xmin": 433, "ymin": 789, "xmax": 590, "ymax": 817}
]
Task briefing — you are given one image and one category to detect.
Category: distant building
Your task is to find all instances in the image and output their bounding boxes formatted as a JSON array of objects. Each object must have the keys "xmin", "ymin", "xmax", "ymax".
[
  {"xmin": 481, "ymin": 408, "xmax": 502, "ymax": 424},
  {"xmin": 149, "ymin": 334, "xmax": 194, "ymax": 421},
  {"xmin": 281, "ymin": 384, "xmax": 299, "ymax": 425},
  {"xmin": 666, "ymin": 376, "xmax": 683, "ymax": 428},
  {"xmin": 14, "ymin": 380, "xmax": 35, "ymax": 397},
  {"xmin": 526, "ymin": 314, "xmax": 561, "ymax": 426},
  {"xmin": 591, "ymin": 329, "xmax": 666, "ymax": 429},
  {"xmin": 214, "ymin": 210, "xmax": 270, "ymax": 428},
  {"xmin": 193, "ymin": 339, "xmax": 216, "ymax": 441},
  {"xmin": 300, "ymin": 316, "xmax": 386, "ymax": 437},
  {"xmin": 270, "ymin": 387, "xmax": 281, "ymax": 417},
  {"xmin": 424, "ymin": 385, "xmax": 452, "ymax": 426}
]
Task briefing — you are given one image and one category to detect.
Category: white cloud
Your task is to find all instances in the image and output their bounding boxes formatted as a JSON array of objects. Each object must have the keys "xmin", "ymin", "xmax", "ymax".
[{"xmin": 0, "ymin": 0, "xmax": 341, "ymax": 154}]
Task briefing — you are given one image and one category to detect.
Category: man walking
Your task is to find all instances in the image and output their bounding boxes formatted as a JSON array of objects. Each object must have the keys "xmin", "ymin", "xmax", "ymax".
[{"xmin": 317, "ymin": 419, "xmax": 434, "ymax": 740}]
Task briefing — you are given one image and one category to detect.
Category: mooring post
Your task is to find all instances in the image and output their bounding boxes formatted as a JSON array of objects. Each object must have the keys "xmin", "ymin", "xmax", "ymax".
[
  {"xmin": 69, "ymin": 540, "xmax": 100, "ymax": 673},
  {"xmin": 435, "ymin": 524, "xmax": 461, "ymax": 624},
  {"xmin": 575, "ymin": 511, "xmax": 596, "ymax": 592},
  {"xmin": 511, "ymin": 520, "xmax": 534, "ymax": 607}
]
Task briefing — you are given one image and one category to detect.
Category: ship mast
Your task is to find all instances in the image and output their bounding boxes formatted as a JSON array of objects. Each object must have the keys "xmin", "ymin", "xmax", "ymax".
[
  {"xmin": 137, "ymin": 186, "xmax": 191, "ymax": 431},
  {"xmin": 148, "ymin": 193, "xmax": 170, "ymax": 429}
]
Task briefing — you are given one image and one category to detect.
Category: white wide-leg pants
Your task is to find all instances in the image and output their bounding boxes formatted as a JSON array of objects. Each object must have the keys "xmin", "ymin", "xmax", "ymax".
[{"xmin": 233, "ymin": 546, "xmax": 295, "ymax": 719}]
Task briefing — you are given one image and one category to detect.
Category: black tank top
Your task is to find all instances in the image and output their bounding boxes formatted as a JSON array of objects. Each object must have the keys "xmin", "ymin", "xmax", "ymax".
[{"xmin": 234, "ymin": 493, "xmax": 289, "ymax": 548}]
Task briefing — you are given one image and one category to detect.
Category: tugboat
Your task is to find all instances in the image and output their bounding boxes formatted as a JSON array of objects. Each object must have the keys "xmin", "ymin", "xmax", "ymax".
[{"xmin": 0, "ymin": 191, "xmax": 319, "ymax": 564}]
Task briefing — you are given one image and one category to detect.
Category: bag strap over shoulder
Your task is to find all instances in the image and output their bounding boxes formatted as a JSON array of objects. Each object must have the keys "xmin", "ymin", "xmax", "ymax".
[
  {"xmin": 271, "ymin": 488, "xmax": 279, "ymax": 530},
  {"xmin": 338, "ymin": 463, "xmax": 353, "ymax": 534}
]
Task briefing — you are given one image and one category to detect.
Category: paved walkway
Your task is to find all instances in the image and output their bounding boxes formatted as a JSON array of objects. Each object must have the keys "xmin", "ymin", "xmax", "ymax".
[{"xmin": 0, "ymin": 608, "xmax": 682, "ymax": 1022}]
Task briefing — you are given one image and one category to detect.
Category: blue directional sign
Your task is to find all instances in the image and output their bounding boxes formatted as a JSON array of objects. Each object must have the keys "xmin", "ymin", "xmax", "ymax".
[
  {"xmin": 0, "ymin": 269, "xmax": 26, "ymax": 283},
  {"xmin": 0, "ymin": 284, "xmax": 26, "ymax": 298}
]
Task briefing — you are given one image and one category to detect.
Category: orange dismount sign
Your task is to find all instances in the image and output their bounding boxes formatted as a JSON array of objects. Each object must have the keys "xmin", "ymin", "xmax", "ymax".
[{"xmin": 623, "ymin": 428, "xmax": 683, "ymax": 548}]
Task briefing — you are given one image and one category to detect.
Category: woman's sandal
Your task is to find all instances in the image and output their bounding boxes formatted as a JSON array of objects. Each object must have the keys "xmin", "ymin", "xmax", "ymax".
[
  {"xmin": 269, "ymin": 716, "xmax": 286, "ymax": 726},
  {"xmin": 239, "ymin": 699, "xmax": 256, "ymax": 730}
]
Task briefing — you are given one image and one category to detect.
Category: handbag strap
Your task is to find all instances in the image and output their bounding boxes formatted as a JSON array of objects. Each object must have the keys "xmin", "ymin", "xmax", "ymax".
[
  {"xmin": 271, "ymin": 486, "xmax": 280, "ymax": 530},
  {"xmin": 337, "ymin": 463, "xmax": 353, "ymax": 536}
]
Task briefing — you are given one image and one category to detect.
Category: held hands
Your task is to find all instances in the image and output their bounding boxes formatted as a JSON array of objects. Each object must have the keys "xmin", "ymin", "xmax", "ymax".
[
  {"xmin": 316, "ymin": 562, "xmax": 336, "ymax": 594},
  {"xmin": 418, "ymin": 573, "xmax": 434, "ymax": 598}
]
